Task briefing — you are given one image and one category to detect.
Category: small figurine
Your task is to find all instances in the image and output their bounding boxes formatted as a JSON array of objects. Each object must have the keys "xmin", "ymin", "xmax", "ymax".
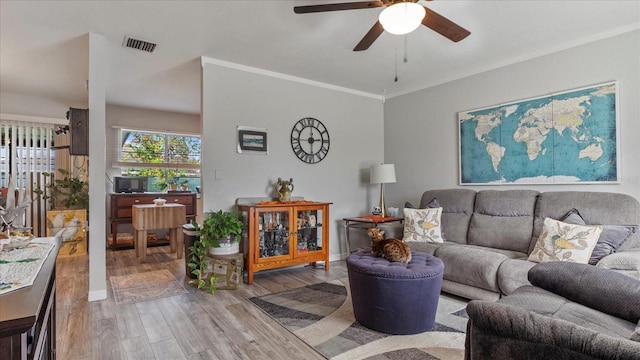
[
  {"xmin": 276, "ymin": 177, "xmax": 294, "ymax": 201},
  {"xmin": 372, "ymin": 206, "xmax": 382, "ymax": 216}
]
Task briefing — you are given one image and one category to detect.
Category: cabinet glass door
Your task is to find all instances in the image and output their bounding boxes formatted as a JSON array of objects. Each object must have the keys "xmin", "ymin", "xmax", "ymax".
[
  {"xmin": 295, "ymin": 208, "xmax": 323, "ymax": 255},
  {"xmin": 258, "ymin": 209, "xmax": 291, "ymax": 259}
]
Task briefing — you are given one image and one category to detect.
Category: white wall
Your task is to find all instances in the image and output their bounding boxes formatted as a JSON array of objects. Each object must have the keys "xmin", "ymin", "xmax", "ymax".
[
  {"xmin": 0, "ymin": 92, "xmax": 86, "ymax": 120},
  {"xmin": 201, "ymin": 59, "xmax": 384, "ymax": 258},
  {"xmin": 384, "ymin": 30, "xmax": 640, "ymax": 206}
]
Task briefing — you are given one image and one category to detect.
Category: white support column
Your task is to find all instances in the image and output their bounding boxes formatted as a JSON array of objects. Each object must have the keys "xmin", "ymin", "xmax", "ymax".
[{"xmin": 87, "ymin": 32, "xmax": 107, "ymax": 301}]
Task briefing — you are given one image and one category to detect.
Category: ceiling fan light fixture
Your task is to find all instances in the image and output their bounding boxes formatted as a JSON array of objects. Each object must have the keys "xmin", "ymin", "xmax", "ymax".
[{"xmin": 379, "ymin": 2, "xmax": 426, "ymax": 35}]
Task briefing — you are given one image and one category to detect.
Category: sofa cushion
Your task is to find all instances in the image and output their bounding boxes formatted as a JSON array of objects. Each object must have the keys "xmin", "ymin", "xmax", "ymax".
[
  {"xmin": 528, "ymin": 261, "xmax": 640, "ymax": 324},
  {"xmin": 468, "ymin": 190, "xmax": 539, "ymax": 253},
  {"xmin": 631, "ymin": 320, "xmax": 640, "ymax": 342},
  {"xmin": 466, "ymin": 299, "xmax": 640, "ymax": 360},
  {"xmin": 497, "ymin": 258, "xmax": 536, "ymax": 296},
  {"xmin": 528, "ymin": 218, "xmax": 602, "ymax": 264},
  {"xmin": 435, "ymin": 244, "xmax": 508, "ymax": 292},
  {"xmin": 403, "ymin": 207, "xmax": 444, "ymax": 243},
  {"xmin": 419, "ymin": 189, "xmax": 476, "ymax": 244},
  {"xmin": 532, "ymin": 191, "xmax": 640, "ymax": 253},
  {"xmin": 497, "ymin": 286, "xmax": 636, "ymax": 339},
  {"xmin": 596, "ymin": 248, "xmax": 640, "ymax": 278},
  {"xmin": 405, "ymin": 240, "xmax": 446, "ymax": 255},
  {"xmin": 561, "ymin": 208, "xmax": 638, "ymax": 265}
]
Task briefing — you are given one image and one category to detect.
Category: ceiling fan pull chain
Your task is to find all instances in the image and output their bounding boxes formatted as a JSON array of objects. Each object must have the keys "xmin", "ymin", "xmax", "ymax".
[
  {"xmin": 404, "ymin": 34, "xmax": 408, "ymax": 63},
  {"xmin": 394, "ymin": 37, "xmax": 399, "ymax": 82}
]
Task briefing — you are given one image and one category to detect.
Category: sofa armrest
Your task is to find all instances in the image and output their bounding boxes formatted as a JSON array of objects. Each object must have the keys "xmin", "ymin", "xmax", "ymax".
[
  {"xmin": 466, "ymin": 301, "xmax": 640, "ymax": 360},
  {"xmin": 597, "ymin": 249, "xmax": 640, "ymax": 279},
  {"xmin": 528, "ymin": 262, "xmax": 640, "ymax": 324}
]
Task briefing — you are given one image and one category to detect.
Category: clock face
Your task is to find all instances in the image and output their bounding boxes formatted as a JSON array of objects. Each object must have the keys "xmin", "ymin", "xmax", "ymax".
[{"xmin": 290, "ymin": 117, "xmax": 330, "ymax": 164}]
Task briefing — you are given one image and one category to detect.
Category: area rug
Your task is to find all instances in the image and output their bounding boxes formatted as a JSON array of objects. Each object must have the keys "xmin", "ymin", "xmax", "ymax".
[
  {"xmin": 110, "ymin": 269, "xmax": 187, "ymax": 305},
  {"xmin": 250, "ymin": 278, "xmax": 469, "ymax": 360}
]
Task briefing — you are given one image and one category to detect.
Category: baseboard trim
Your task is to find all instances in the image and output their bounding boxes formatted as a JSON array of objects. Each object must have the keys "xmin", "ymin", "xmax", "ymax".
[{"xmin": 88, "ymin": 289, "xmax": 108, "ymax": 302}]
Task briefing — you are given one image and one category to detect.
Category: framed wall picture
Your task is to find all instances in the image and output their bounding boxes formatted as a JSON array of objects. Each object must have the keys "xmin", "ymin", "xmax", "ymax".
[
  {"xmin": 237, "ymin": 126, "xmax": 268, "ymax": 154},
  {"xmin": 458, "ymin": 81, "xmax": 619, "ymax": 185},
  {"xmin": 46, "ymin": 209, "xmax": 87, "ymax": 256}
]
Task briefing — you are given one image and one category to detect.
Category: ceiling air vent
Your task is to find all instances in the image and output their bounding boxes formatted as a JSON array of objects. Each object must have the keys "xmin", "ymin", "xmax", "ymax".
[{"xmin": 122, "ymin": 36, "xmax": 157, "ymax": 53}]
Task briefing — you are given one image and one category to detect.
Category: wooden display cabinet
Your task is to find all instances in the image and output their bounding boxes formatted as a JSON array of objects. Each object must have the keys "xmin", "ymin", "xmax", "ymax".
[{"xmin": 237, "ymin": 201, "xmax": 332, "ymax": 284}]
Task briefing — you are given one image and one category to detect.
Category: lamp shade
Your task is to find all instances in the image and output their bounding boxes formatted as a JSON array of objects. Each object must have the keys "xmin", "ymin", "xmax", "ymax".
[
  {"xmin": 378, "ymin": 2, "xmax": 426, "ymax": 35},
  {"xmin": 370, "ymin": 164, "xmax": 397, "ymax": 184}
]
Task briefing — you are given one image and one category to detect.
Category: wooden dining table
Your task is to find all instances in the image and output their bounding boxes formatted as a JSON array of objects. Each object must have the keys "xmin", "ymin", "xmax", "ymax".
[{"xmin": 131, "ymin": 203, "xmax": 186, "ymax": 262}]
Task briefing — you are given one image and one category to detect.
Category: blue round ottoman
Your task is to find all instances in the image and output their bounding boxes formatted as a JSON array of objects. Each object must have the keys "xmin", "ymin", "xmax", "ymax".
[{"xmin": 346, "ymin": 249, "xmax": 444, "ymax": 335}]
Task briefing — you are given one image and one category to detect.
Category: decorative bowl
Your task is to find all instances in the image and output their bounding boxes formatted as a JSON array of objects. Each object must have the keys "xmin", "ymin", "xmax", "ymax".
[{"xmin": 153, "ymin": 198, "xmax": 167, "ymax": 206}]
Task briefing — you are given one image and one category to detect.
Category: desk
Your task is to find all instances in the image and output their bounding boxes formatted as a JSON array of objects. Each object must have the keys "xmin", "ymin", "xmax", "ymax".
[
  {"xmin": 132, "ymin": 204, "xmax": 186, "ymax": 262},
  {"xmin": 343, "ymin": 215, "xmax": 403, "ymax": 253},
  {"xmin": 110, "ymin": 193, "xmax": 196, "ymax": 250},
  {"xmin": 0, "ymin": 237, "xmax": 60, "ymax": 360}
]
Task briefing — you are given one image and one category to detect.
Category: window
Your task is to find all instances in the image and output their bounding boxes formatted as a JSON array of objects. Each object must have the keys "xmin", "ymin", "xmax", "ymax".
[
  {"xmin": 117, "ymin": 129, "xmax": 201, "ymax": 192},
  {"xmin": 0, "ymin": 120, "xmax": 56, "ymax": 236}
]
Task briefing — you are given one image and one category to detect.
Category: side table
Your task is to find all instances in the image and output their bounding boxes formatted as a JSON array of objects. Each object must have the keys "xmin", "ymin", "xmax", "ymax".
[
  {"xmin": 132, "ymin": 204, "xmax": 187, "ymax": 262},
  {"xmin": 343, "ymin": 215, "xmax": 403, "ymax": 253}
]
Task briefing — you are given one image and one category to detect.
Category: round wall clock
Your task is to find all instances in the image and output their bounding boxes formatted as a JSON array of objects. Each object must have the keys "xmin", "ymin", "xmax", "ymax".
[{"xmin": 290, "ymin": 117, "xmax": 330, "ymax": 164}]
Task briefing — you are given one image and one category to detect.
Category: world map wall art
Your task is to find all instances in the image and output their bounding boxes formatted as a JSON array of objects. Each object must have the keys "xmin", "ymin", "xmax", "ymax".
[{"xmin": 459, "ymin": 81, "xmax": 619, "ymax": 185}]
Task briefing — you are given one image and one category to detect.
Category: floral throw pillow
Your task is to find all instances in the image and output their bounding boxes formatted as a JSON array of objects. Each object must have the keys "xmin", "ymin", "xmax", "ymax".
[
  {"xmin": 403, "ymin": 207, "xmax": 444, "ymax": 243},
  {"xmin": 528, "ymin": 217, "xmax": 603, "ymax": 263}
]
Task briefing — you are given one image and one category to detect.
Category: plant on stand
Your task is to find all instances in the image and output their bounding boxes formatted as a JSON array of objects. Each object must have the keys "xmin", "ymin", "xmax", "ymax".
[
  {"xmin": 34, "ymin": 169, "xmax": 89, "ymax": 210},
  {"xmin": 187, "ymin": 210, "xmax": 243, "ymax": 293}
]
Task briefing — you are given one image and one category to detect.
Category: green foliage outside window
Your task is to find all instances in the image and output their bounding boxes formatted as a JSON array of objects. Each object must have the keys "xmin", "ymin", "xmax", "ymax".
[{"xmin": 119, "ymin": 130, "xmax": 201, "ymax": 191}]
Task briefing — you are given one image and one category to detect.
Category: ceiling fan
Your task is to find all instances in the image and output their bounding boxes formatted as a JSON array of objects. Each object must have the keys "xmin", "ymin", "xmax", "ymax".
[{"xmin": 294, "ymin": 0, "xmax": 470, "ymax": 51}]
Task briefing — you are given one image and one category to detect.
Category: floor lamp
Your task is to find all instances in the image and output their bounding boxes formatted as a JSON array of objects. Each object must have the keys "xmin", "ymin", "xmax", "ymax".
[{"xmin": 370, "ymin": 164, "xmax": 396, "ymax": 217}]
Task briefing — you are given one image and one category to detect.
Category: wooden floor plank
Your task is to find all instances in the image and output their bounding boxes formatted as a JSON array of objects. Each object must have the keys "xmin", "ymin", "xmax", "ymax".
[
  {"xmin": 135, "ymin": 300, "xmax": 174, "ymax": 343},
  {"xmin": 116, "ymin": 303, "xmax": 146, "ymax": 340},
  {"xmin": 56, "ymin": 245, "xmax": 348, "ymax": 360},
  {"xmin": 92, "ymin": 317, "xmax": 126, "ymax": 360},
  {"xmin": 155, "ymin": 296, "xmax": 209, "ymax": 356},
  {"xmin": 121, "ymin": 335, "xmax": 156, "ymax": 360},
  {"xmin": 59, "ymin": 304, "xmax": 92, "ymax": 359},
  {"xmin": 151, "ymin": 338, "xmax": 188, "ymax": 360}
]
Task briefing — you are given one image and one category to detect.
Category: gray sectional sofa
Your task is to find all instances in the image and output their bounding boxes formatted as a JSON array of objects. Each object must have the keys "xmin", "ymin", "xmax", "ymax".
[
  {"xmin": 382, "ymin": 189, "xmax": 640, "ymax": 301},
  {"xmin": 465, "ymin": 261, "xmax": 640, "ymax": 359}
]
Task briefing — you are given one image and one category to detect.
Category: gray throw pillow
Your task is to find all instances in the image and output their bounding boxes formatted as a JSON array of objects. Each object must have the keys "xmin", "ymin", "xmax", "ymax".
[
  {"xmin": 561, "ymin": 209, "xmax": 638, "ymax": 265},
  {"xmin": 405, "ymin": 197, "xmax": 440, "ymax": 209}
]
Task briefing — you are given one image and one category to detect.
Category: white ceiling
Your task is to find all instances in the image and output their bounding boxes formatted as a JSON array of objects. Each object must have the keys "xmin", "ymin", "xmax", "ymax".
[{"xmin": 1, "ymin": 1, "xmax": 639, "ymax": 115}]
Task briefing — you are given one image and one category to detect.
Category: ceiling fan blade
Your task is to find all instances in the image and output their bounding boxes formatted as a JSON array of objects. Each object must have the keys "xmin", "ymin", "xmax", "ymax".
[
  {"xmin": 421, "ymin": 6, "xmax": 470, "ymax": 42},
  {"xmin": 353, "ymin": 21, "xmax": 384, "ymax": 51},
  {"xmin": 294, "ymin": 1, "xmax": 383, "ymax": 14}
]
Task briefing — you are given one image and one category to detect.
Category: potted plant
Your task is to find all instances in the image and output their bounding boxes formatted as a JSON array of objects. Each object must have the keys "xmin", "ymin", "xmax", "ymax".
[
  {"xmin": 187, "ymin": 210, "xmax": 243, "ymax": 293},
  {"xmin": 187, "ymin": 220, "xmax": 216, "ymax": 293},
  {"xmin": 200, "ymin": 209, "xmax": 243, "ymax": 255},
  {"xmin": 180, "ymin": 180, "xmax": 189, "ymax": 191},
  {"xmin": 34, "ymin": 169, "xmax": 89, "ymax": 210}
]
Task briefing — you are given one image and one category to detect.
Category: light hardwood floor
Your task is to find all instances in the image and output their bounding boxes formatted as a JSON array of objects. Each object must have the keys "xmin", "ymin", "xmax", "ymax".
[{"xmin": 56, "ymin": 246, "xmax": 348, "ymax": 359}]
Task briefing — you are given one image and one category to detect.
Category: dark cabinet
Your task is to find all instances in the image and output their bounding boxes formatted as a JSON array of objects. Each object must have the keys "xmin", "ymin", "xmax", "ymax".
[
  {"xmin": 0, "ymin": 237, "xmax": 60, "ymax": 360},
  {"xmin": 109, "ymin": 193, "xmax": 196, "ymax": 249}
]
